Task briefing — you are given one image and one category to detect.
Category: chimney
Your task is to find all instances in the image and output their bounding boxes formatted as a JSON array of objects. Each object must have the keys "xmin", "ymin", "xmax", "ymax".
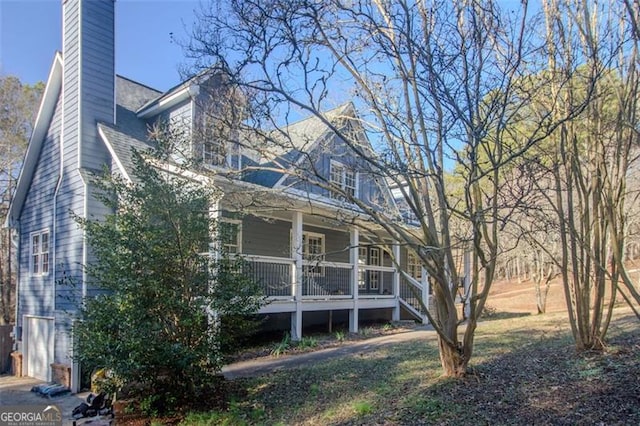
[{"xmin": 62, "ymin": 0, "xmax": 115, "ymax": 171}]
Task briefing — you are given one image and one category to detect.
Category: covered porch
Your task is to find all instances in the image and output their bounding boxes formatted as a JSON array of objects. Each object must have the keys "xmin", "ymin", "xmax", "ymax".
[{"xmin": 219, "ymin": 208, "xmax": 425, "ymax": 339}]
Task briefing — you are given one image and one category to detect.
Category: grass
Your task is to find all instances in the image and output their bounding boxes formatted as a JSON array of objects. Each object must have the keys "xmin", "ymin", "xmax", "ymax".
[{"xmin": 177, "ymin": 307, "xmax": 640, "ymax": 425}]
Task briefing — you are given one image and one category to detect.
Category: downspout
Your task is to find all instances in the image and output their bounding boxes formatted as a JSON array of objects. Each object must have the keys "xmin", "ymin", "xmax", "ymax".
[
  {"xmin": 53, "ymin": 133, "xmax": 65, "ymax": 310},
  {"xmin": 11, "ymin": 220, "xmax": 20, "ymax": 349}
]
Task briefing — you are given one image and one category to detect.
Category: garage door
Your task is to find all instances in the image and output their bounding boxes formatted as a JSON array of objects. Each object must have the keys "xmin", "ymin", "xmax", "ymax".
[{"xmin": 26, "ymin": 317, "xmax": 54, "ymax": 381}]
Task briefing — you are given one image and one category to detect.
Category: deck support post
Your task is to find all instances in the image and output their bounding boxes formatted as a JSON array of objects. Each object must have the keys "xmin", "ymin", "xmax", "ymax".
[
  {"xmin": 291, "ymin": 211, "xmax": 303, "ymax": 341},
  {"xmin": 349, "ymin": 227, "xmax": 359, "ymax": 333}
]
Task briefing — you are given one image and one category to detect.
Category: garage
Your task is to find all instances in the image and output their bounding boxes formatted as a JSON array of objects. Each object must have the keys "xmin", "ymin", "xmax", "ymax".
[{"xmin": 25, "ymin": 316, "xmax": 54, "ymax": 381}]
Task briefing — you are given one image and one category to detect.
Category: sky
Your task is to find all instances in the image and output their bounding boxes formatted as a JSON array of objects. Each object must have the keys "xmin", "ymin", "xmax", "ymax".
[{"xmin": 0, "ymin": 0, "xmax": 202, "ymax": 92}]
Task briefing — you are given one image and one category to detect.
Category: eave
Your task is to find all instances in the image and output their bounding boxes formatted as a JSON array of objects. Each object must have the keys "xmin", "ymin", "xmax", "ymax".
[{"xmin": 136, "ymin": 84, "xmax": 199, "ymax": 119}]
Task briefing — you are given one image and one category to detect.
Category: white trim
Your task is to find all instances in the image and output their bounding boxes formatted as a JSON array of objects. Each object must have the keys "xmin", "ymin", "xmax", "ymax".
[
  {"xmin": 220, "ymin": 218, "xmax": 242, "ymax": 254},
  {"xmin": 98, "ymin": 126, "xmax": 131, "ymax": 182},
  {"xmin": 29, "ymin": 229, "xmax": 50, "ymax": 277},
  {"xmin": 283, "ymin": 187, "xmax": 365, "ymax": 214},
  {"xmin": 136, "ymin": 85, "xmax": 199, "ymax": 119}
]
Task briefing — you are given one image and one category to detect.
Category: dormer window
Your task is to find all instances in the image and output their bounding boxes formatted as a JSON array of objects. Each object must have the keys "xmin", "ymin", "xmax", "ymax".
[
  {"xmin": 330, "ymin": 160, "xmax": 357, "ymax": 200},
  {"xmin": 203, "ymin": 141, "xmax": 226, "ymax": 166}
]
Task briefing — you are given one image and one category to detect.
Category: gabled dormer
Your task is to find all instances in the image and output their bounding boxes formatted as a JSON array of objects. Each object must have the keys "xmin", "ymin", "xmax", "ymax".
[
  {"xmin": 258, "ymin": 104, "xmax": 396, "ymax": 213},
  {"xmin": 136, "ymin": 71, "xmax": 244, "ymax": 171}
]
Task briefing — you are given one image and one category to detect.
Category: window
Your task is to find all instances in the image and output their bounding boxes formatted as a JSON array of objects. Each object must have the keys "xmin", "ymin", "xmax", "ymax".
[
  {"xmin": 219, "ymin": 220, "xmax": 242, "ymax": 255},
  {"xmin": 302, "ymin": 231, "xmax": 325, "ymax": 275},
  {"xmin": 330, "ymin": 160, "xmax": 357, "ymax": 200},
  {"xmin": 358, "ymin": 246, "xmax": 380, "ymax": 291},
  {"xmin": 203, "ymin": 141, "xmax": 226, "ymax": 166},
  {"xmin": 407, "ymin": 252, "xmax": 422, "ymax": 280},
  {"xmin": 31, "ymin": 230, "xmax": 49, "ymax": 275},
  {"xmin": 369, "ymin": 247, "xmax": 380, "ymax": 290},
  {"xmin": 358, "ymin": 247, "xmax": 367, "ymax": 289}
]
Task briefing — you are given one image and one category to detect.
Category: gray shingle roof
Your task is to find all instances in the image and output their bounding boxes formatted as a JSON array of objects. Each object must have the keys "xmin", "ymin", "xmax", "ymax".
[
  {"xmin": 267, "ymin": 103, "xmax": 354, "ymax": 160},
  {"xmin": 244, "ymin": 103, "xmax": 355, "ymax": 187},
  {"xmin": 98, "ymin": 76, "xmax": 161, "ymax": 180}
]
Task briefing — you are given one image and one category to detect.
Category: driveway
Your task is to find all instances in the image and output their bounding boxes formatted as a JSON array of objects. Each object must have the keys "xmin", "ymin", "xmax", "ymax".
[
  {"xmin": 0, "ymin": 375, "xmax": 90, "ymax": 426},
  {"xmin": 221, "ymin": 325, "xmax": 437, "ymax": 379}
]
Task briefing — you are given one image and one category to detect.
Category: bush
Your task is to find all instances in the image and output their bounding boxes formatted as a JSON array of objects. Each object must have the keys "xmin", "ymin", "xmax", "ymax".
[{"xmin": 72, "ymin": 147, "xmax": 264, "ymax": 413}]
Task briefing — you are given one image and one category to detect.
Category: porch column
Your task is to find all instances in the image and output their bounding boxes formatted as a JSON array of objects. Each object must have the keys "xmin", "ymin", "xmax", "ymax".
[
  {"xmin": 421, "ymin": 266, "xmax": 429, "ymax": 324},
  {"xmin": 392, "ymin": 242, "xmax": 401, "ymax": 321},
  {"xmin": 349, "ymin": 227, "xmax": 359, "ymax": 333},
  {"xmin": 208, "ymin": 198, "xmax": 222, "ymax": 345},
  {"xmin": 291, "ymin": 211, "xmax": 303, "ymax": 341}
]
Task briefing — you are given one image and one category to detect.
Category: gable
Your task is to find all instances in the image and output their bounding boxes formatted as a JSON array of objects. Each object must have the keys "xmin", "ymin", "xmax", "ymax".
[
  {"xmin": 7, "ymin": 53, "xmax": 63, "ymax": 227},
  {"xmin": 278, "ymin": 130, "xmax": 395, "ymax": 211}
]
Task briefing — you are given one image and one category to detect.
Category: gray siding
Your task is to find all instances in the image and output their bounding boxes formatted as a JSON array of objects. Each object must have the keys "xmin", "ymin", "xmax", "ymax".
[
  {"xmin": 282, "ymin": 133, "xmax": 393, "ymax": 211},
  {"xmin": 79, "ymin": 0, "xmax": 115, "ymax": 171},
  {"xmin": 154, "ymin": 99, "xmax": 193, "ymax": 163},
  {"xmin": 54, "ymin": 311, "xmax": 74, "ymax": 365},
  {"xmin": 18, "ymin": 94, "xmax": 63, "ymax": 326},
  {"xmin": 241, "ymin": 216, "xmax": 291, "ymax": 258},
  {"xmin": 303, "ymin": 224, "xmax": 350, "ymax": 263},
  {"xmin": 55, "ymin": 0, "xmax": 116, "ymax": 313},
  {"xmin": 239, "ymin": 215, "xmax": 350, "ymax": 263}
]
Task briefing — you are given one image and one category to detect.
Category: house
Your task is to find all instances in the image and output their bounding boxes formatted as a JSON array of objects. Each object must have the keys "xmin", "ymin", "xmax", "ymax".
[{"xmin": 6, "ymin": 0, "xmax": 431, "ymax": 392}]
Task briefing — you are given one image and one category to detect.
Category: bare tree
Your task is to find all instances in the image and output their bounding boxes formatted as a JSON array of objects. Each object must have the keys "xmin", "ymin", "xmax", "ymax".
[
  {"xmin": 185, "ymin": 0, "xmax": 579, "ymax": 376},
  {"xmin": 534, "ymin": 0, "xmax": 640, "ymax": 349}
]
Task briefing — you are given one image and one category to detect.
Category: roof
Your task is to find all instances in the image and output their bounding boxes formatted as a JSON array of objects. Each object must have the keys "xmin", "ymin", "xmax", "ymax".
[
  {"xmin": 116, "ymin": 75, "xmax": 162, "ymax": 112},
  {"xmin": 135, "ymin": 68, "xmax": 217, "ymax": 118},
  {"xmin": 244, "ymin": 103, "xmax": 357, "ymax": 187},
  {"xmin": 267, "ymin": 103, "xmax": 354, "ymax": 160},
  {"xmin": 97, "ymin": 76, "xmax": 165, "ymax": 181}
]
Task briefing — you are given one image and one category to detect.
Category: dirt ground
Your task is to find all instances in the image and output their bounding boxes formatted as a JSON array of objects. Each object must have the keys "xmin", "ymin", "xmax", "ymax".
[{"xmin": 488, "ymin": 276, "xmax": 568, "ymax": 314}]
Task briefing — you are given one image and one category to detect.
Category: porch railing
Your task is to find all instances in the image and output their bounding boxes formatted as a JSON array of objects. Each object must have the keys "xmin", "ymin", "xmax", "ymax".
[
  {"xmin": 243, "ymin": 255, "xmax": 294, "ymax": 297},
  {"xmin": 358, "ymin": 265, "xmax": 395, "ymax": 297},
  {"xmin": 241, "ymin": 255, "xmax": 401, "ymax": 299},
  {"xmin": 302, "ymin": 261, "xmax": 353, "ymax": 297},
  {"xmin": 399, "ymin": 272, "xmax": 428, "ymax": 316}
]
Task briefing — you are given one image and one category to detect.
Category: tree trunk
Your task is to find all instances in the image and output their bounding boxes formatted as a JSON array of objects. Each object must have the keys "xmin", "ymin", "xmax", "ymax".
[{"xmin": 437, "ymin": 336, "xmax": 467, "ymax": 377}]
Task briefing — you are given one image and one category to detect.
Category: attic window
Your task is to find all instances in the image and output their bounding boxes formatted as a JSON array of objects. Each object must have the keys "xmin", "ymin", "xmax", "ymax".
[{"xmin": 330, "ymin": 160, "xmax": 357, "ymax": 200}]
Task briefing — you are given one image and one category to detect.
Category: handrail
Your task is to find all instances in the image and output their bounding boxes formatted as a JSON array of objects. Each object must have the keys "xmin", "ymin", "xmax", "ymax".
[
  {"xmin": 399, "ymin": 297, "xmax": 423, "ymax": 318},
  {"xmin": 241, "ymin": 254, "xmax": 295, "ymax": 265},
  {"xmin": 399, "ymin": 270, "xmax": 423, "ymax": 290},
  {"xmin": 360, "ymin": 265, "xmax": 395, "ymax": 273},
  {"xmin": 302, "ymin": 260, "xmax": 353, "ymax": 269}
]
